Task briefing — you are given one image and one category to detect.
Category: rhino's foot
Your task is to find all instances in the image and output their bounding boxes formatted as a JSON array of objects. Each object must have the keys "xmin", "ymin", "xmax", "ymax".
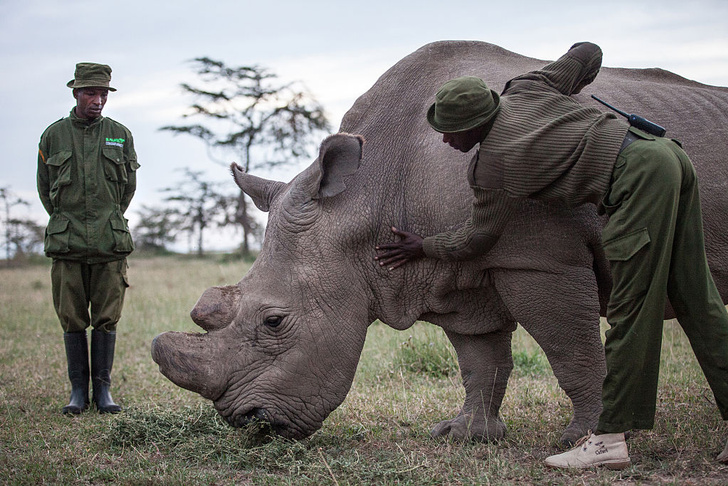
[
  {"xmin": 430, "ymin": 413, "xmax": 507, "ymax": 442},
  {"xmin": 560, "ymin": 417, "xmax": 597, "ymax": 447}
]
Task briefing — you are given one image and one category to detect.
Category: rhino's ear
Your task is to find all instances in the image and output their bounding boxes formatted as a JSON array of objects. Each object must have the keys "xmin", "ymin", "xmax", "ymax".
[
  {"xmin": 314, "ymin": 133, "xmax": 364, "ymax": 199},
  {"xmin": 230, "ymin": 163, "xmax": 286, "ymax": 212}
]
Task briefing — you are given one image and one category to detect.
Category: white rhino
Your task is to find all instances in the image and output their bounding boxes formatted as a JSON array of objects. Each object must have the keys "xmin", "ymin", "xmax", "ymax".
[{"xmin": 152, "ymin": 41, "xmax": 728, "ymax": 445}]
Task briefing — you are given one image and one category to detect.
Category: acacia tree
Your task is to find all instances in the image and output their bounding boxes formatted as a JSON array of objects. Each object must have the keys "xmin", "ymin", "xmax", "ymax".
[
  {"xmin": 133, "ymin": 204, "xmax": 179, "ymax": 252},
  {"xmin": 162, "ymin": 168, "xmax": 238, "ymax": 257},
  {"xmin": 160, "ymin": 58, "xmax": 331, "ymax": 255},
  {"xmin": 1, "ymin": 187, "xmax": 43, "ymax": 265}
]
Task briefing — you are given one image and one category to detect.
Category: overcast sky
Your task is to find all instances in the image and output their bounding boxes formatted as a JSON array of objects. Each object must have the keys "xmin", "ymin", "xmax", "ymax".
[{"xmin": 2, "ymin": 0, "xmax": 727, "ymax": 249}]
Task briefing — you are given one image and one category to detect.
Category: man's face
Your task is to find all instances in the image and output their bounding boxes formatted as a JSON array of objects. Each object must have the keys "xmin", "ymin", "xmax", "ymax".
[
  {"xmin": 441, "ymin": 127, "xmax": 483, "ymax": 153},
  {"xmin": 74, "ymin": 88, "xmax": 108, "ymax": 120}
]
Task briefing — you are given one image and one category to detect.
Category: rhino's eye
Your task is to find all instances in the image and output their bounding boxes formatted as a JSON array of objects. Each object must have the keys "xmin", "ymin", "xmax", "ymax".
[{"xmin": 265, "ymin": 316, "xmax": 283, "ymax": 328}]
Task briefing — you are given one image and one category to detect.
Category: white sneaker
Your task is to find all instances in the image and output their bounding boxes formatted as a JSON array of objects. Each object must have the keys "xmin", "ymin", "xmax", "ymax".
[{"xmin": 544, "ymin": 433, "xmax": 631, "ymax": 470}]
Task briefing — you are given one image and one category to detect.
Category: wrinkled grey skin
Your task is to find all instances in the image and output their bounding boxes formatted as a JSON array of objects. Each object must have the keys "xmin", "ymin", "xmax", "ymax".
[{"xmin": 152, "ymin": 41, "xmax": 728, "ymax": 445}]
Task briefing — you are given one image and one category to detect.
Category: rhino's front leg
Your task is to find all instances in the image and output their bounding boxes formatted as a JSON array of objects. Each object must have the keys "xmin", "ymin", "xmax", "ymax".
[{"xmin": 431, "ymin": 329, "xmax": 513, "ymax": 441}]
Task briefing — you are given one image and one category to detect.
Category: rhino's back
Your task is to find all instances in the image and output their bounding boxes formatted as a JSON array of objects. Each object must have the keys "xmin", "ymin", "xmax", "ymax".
[{"xmin": 341, "ymin": 41, "xmax": 542, "ymax": 138}]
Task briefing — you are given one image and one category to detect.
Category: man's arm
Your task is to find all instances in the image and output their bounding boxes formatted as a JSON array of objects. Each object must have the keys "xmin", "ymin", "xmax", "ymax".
[
  {"xmin": 374, "ymin": 218, "xmax": 501, "ymax": 271},
  {"xmin": 375, "ymin": 188, "xmax": 517, "ymax": 269},
  {"xmin": 508, "ymin": 42, "xmax": 603, "ymax": 96},
  {"xmin": 36, "ymin": 145, "xmax": 53, "ymax": 215},
  {"xmin": 421, "ymin": 218, "xmax": 502, "ymax": 262},
  {"xmin": 120, "ymin": 132, "xmax": 139, "ymax": 213}
]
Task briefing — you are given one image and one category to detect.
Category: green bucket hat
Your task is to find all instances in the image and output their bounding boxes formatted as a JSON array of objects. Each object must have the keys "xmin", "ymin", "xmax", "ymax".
[
  {"xmin": 427, "ymin": 76, "xmax": 500, "ymax": 133},
  {"xmin": 67, "ymin": 63, "xmax": 116, "ymax": 91}
]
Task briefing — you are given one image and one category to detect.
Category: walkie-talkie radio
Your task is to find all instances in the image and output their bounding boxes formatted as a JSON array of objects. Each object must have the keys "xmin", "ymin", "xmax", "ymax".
[{"xmin": 591, "ymin": 95, "xmax": 667, "ymax": 137}]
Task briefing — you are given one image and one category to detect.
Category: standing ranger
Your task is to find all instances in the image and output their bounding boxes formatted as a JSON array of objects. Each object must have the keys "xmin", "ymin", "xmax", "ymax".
[{"xmin": 37, "ymin": 63, "xmax": 139, "ymax": 414}]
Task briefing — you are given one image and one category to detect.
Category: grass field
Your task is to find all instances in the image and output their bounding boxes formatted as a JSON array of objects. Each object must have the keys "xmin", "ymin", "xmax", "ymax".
[{"xmin": 1, "ymin": 255, "xmax": 727, "ymax": 485}]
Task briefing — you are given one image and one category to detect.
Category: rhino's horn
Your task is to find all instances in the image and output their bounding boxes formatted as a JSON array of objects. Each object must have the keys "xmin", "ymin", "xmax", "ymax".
[
  {"xmin": 230, "ymin": 163, "xmax": 286, "ymax": 212},
  {"xmin": 190, "ymin": 285, "xmax": 241, "ymax": 332},
  {"xmin": 151, "ymin": 331, "xmax": 227, "ymax": 401}
]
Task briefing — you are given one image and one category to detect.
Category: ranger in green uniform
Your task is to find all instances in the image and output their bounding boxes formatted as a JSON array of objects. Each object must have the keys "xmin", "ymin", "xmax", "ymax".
[{"xmin": 37, "ymin": 63, "xmax": 139, "ymax": 414}]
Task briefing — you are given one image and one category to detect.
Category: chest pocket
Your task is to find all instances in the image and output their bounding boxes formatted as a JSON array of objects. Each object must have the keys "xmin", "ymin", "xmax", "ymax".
[
  {"xmin": 103, "ymin": 147, "xmax": 128, "ymax": 183},
  {"xmin": 46, "ymin": 151, "xmax": 73, "ymax": 205}
]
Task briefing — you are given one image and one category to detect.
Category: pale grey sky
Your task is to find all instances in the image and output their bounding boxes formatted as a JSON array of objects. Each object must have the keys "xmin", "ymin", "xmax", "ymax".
[{"xmin": 2, "ymin": 0, "xmax": 727, "ymax": 249}]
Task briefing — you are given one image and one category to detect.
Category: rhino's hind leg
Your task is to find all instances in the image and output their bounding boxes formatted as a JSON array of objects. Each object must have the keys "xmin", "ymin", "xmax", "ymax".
[
  {"xmin": 494, "ymin": 268, "xmax": 606, "ymax": 446},
  {"xmin": 431, "ymin": 329, "xmax": 514, "ymax": 441}
]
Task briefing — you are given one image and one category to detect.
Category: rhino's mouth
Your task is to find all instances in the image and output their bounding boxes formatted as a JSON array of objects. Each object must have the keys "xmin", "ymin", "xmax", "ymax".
[
  {"xmin": 227, "ymin": 407, "xmax": 270, "ymax": 427},
  {"xmin": 224, "ymin": 407, "xmax": 293, "ymax": 437}
]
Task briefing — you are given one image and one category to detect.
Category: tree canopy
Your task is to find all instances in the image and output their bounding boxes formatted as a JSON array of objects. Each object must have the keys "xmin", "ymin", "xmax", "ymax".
[{"xmin": 160, "ymin": 58, "xmax": 331, "ymax": 254}]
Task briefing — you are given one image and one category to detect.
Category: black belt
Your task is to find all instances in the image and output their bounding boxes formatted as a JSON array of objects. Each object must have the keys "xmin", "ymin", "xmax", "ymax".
[{"xmin": 619, "ymin": 130, "xmax": 639, "ymax": 153}]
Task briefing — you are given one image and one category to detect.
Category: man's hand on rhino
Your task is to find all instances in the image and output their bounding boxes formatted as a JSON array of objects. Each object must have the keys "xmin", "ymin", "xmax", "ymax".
[{"xmin": 375, "ymin": 226, "xmax": 425, "ymax": 270}]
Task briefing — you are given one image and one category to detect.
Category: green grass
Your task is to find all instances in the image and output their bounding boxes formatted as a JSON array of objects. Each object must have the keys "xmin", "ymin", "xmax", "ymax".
[{"xmin": 1, "ymin": 256, "xmax": 727, "ymax": 484}]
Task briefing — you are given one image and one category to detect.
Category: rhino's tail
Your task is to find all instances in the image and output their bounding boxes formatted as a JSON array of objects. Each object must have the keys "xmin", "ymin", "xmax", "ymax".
[{"xmin": 591, "ymin": 238, "xmax": 612, "ymax": 318}]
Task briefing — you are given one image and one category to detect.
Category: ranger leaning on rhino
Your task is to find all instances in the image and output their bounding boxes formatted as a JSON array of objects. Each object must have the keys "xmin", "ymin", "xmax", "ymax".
[
  {"xmin": 152, "ymin": 41, "xmax": 728, "ymax": 466},
  {"xmin": 374, "ymin": 41, "xmax": 728, "ymax": 470}
]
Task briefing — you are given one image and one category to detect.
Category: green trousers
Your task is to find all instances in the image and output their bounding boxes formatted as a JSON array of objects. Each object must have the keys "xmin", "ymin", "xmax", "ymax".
[
  {"xmin": 597, "ymin": 129, "xmax": 728, "ymax": 432},
  {"xmin": 51, "ymin": 259, "xmax": 129, "ymax": 333}
]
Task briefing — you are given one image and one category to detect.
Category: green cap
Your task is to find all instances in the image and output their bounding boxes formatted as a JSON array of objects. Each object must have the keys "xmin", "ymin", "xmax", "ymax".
[
  {"xmin": 427, "ymin": 76, "xmax": 500, "ymax": 133},
  {"xmin": 67, "ymin": 63, "xmax": 116, "ymax": 91}
]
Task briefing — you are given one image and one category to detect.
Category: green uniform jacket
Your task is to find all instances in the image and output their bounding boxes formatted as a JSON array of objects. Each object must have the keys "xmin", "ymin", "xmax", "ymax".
[
  {"xmin": 37, "ymin": 109, "xmax": 139, "ymax": 264},
  {"xmin": 423, "ymin": 42, "xmax": 628, "ymax": 261}
]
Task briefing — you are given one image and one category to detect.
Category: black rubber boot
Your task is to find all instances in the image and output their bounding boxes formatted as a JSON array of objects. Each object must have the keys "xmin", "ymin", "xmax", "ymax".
[
  {"xmin": 91, "ymin": 329, "xmax": 122, "ymax": 414},
  {"xmin": 62, "ymin": 331, "xmax": 89, "ymax": 415}
]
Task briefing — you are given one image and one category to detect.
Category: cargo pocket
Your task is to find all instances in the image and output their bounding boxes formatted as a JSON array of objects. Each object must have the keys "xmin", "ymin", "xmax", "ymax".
[
  {"xmin": 603, "ymin": 227, "xmax": 651, "ymax": 303},
  {"xmin": 45, "ymin": 216, "xmax": 70, "ymax": 254},
  {"xmin": 103, "ymin": 147, "xmax": 128, "ymax": 183},
  {"xmin": 46, "ymin": 151, "xmax": 73, "ymax": 206},
  {"xmin": 110, "ymin": 214, "xmax": 134, "ymax": 254}
]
